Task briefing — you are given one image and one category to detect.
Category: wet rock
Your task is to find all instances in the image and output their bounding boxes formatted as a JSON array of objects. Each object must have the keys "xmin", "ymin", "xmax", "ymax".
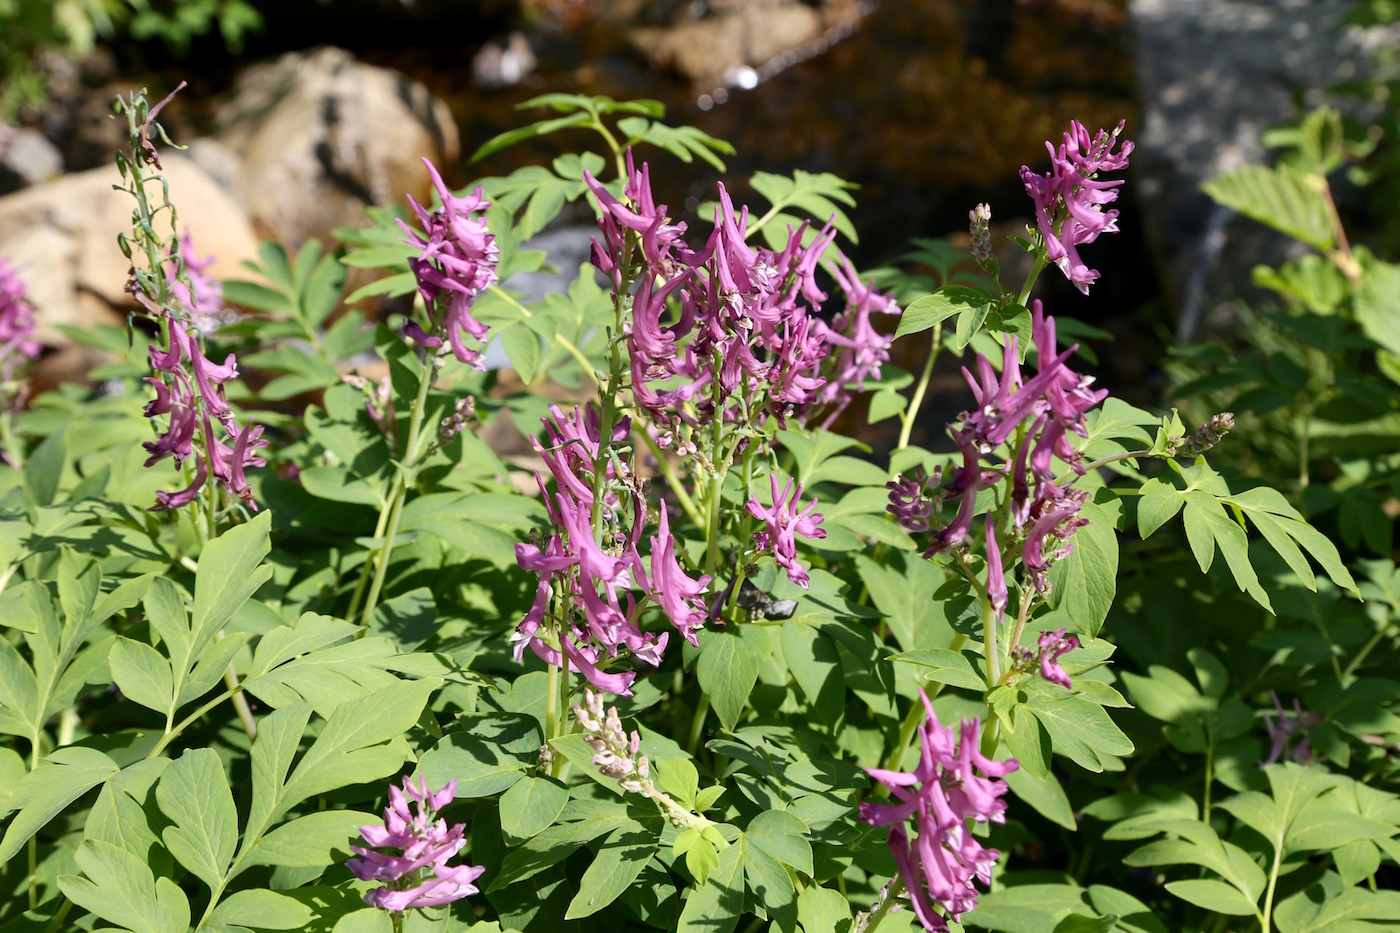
[
  {"xmin": 0, "ymin": 125, "xmax": 64, "ymax": 194},
  {"xmin": 1127, "ymin": 0, "xmax": 1400, "ymax": 340},
  {"xmin": 0, "ymin": 157, "xmax": 259, "ymax": 345},
  {"xmin": 473, "ymin": 31, "xmax": 539, "ymax": 89},
  {"xmin": 199, "ymin": 47, "xmax": 460, "ymax": 250}
]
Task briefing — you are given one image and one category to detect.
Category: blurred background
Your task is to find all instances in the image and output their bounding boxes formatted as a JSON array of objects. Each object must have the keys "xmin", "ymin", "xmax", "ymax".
[{"xmin": 1, "ymin": 0, "xmax": 1396, "ymax": 412}]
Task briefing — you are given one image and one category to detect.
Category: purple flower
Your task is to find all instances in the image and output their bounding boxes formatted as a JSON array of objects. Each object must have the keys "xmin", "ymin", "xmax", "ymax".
[
  {"xmin": 1020, "ymin": 120, "xmax": 1133, "ymax": 294},
  {"xmin": 985, "ymin": 516, "xmax": 1008, "ymax": 622},
  {"xmin": 1036, "ymin": 628, "xmax": 1080, "ymax": 689},
  {"xmin": 860, "ymin": 693, "xmax": 1017, "ymax": 931},
  {"xmin": 399, "ymin": 158, "xmax": 499, "ymax": 368},
  {"xmin": 887, "ymin": 466, "xmax": 940, "ymax": 533},
  {"xmin": 818, "ymin": 254, "xmax": 900, "ymax": 415},
  {"xmin": 144, "ymin": 311, "xmax": 266, "ymax": 511},
  {"xmin": 513, "ymin": 405, "xmax": 708, "ymax": 696},
  {"xmin": 165, "ymin": 232, "xmax": 223, "ymax": 331},
  {"xmin": 0, "ymin": 258, "xmax": 40, "ymax": 383},
  {"xmin": 746, "ymin": 475, "xmax": 826, "ymax": 588},
  {"xmin": 1261, "ymin": 691, "xmax": 1320, "ymax": 766},
  {"xmin": 349, "ymin": 776, "xmax": 484, "ymax": 912}
]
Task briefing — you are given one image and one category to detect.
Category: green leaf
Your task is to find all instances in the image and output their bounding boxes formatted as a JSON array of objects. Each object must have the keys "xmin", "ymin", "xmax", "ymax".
[
  {"xmin": 892, "ymin": 648, "xmax": 985, "ymax": 691},
  {"xmin": 500, "ymin": 321, "xmax": 541, "ymax": 384},
  {"xmin": 23, "ymin": 429, "xmax": 66, "ymax": 507},
  {"xmin": 0, "ymin": 747, "xmax": 119, "ymax": 865},
  {"xmin": 1137, "ymin": 478, "xmax": 1185, "ymax": 539},
  {"xmin": 490, "ymin": 801, "xmax": 636, "ymax": 890},
  {"xmin": 677, "ymin": 840, "xmax": 744, "ymax": 933},
  {"xmin": 242, "ymin": 810, "xmax": 372, "ymax": 870},
  {"xmin": 696, "ymin": 628, "xmax": 762, "ymax": 731},
  {"xmin": 686, "ymin": 835, "xmax": 720, "ymax": 885},
  {"xmin": 59, "ymin": 840, "xmax": 190, "ymax": 933},
  {"xmin": 895, "ymin": 286, "xmax": 992, "ymax": 339},
  {"xmin": 369, "ymin": 587, "xmax": 436, "ymax": 652},
  {"xmin": 205, "ymin": 889, "xmax": 315, "ymax": 932},
  {"xmin": 194, "ymin": 511, "xmax": 273, "ymax": 638},
  {"xmin": 1182, "ymin": 490, "xmax": 1273, "ymax": 612},
  {"xmin": 498, "ymin": 776, "xmax": 569, "ymax": 844},
  {"xmin": 1003, "ymin": 758, "xmax": 1076, "ymax": 830},
  {"xmin": 276, "ymin": 680, "xmax": 434, "ymax": 821},
  {"xmin": 417, "ymin": 713, "xmax": 539, "ymax": 798},
  {"xmin": 798, "ymin": 886, "xmax": 852, "ymax": 933},
  {"xmin": 566, "ymin": 822, "xmax": 659, "ymax": 919},
  {"xmin": 156, "ymin": 748, "xmax": 238, "ymax": 891},
  {"xmin": 780, "ymin": 622, "xmax": 845, "ymax": 726},
  {"xmin": 108, "ymin": 637, "xmax": 174, "ymax": 714},
  {"xmin": 1052, "ymin": 915, "xmax": 1117, "ymax": 933},
  {"xmin": 1201, "ymin": 163, "xmax": 1334, "ymax": 251},
  {"xmin": 1025, "ymin": 695, "xmax": 1133, "ymax": 773},
  {"xmin": 1162, "ymin": 879, "xmax": 1257, "ymax": 916},
  {"xmin": 470, "ymin": 112, "xmax": 593, "ymax": 163},
  {"xmin": 1045, "ymin": 490, "xmax": 1120, "ymax": 637}
]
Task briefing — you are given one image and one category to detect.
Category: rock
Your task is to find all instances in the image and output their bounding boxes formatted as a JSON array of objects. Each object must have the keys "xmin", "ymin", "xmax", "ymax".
[
  {"xmin": 200, "ymin": 47, "xmax": 460, "ymax": 251},
  {"xmin": 1127, "ymin": 0, "xmax": 1400, "ymax": 340},
  {"xmin": 0, "ymin": 125, "xmax": 65, "ymax": 194},
  {"xmin": 628, "ymin": 0, "xmax": 857, "ymax": 87},
  {"xmin": 0, "ymin": 156, "xmax": 260, "ymax": 346},
  {"xmin": 472, "ymin": 31, "xmax": 539, "ymax": 90}
]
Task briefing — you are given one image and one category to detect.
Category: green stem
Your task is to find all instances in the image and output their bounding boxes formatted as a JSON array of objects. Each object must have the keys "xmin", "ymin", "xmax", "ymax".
[
  {"xmin": 358, "ymin": 349, "xmax": 436, "ymax": 629},
  {"xmin": 43, "ymin": 896, "xmax": 72, "ymax": 933},
  {"xmin": 981, "ymin": 594, "xmax": 1001, "ymax": 692},
  {"xmin": 1341, "ymin": 622, "xmax": 1393, "ymax": 684},
  {"xmin": 146, "ymin": 687, "xmax": 238, "ymax": 760},
  {"xmin": 861, "ymin": 874, "xmax": 907, "ymax": 933},
  {"xmin": 1261, "ymin": 845, "xmax": 1282, "ymax": 932},
  {"xmin": 687, "ymin": 693, "xmax": 711, "ymax": 755},
  {"xmin": 1016, "ymin": 253, "xmax": 1049, "ymax": 307},
  {"xmin": 896, "ymin": 324, "xmax": 943, "ymax": 452},
  {"xmin": 346, "ymin": 501, "xmax": 392, "ymax": 622},
  {"xmin": 635, "ymin": 425, "xmax": 704, "ymax": 527}
]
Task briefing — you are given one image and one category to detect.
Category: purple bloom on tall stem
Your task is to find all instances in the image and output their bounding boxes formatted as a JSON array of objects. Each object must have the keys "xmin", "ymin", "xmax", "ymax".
[
  {"xmin": 348, "ymin": 776, "xmax": 484, "ymax": 912},
  {"xmin": 985, "ymin": 515, "xmax": 1008, "ymax": 622},
  {"xmin": 166, "ymin": 232, "xmax": 223, "ymax": 331},
  {"xmin": 860, "ymin": 693, "xmax": 1017, "ymax": 931},
  {"xmin": 1020, "ymin": 120, "xmax": 1133, "ymax": 294},
  {"xmin": 399, "ymin": 158, "xmax": 499, "ymax": 368},
  {"xmin": 746, "ymin": 475, "xmax": 826, "ymax": 588}
]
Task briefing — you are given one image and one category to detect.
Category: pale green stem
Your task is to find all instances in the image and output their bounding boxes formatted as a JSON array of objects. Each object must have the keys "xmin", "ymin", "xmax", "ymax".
[
  {"xmin": 1261, "ymin": 844, "xmax": 1283, "ymax": 932},
  {"xmin": 1016, "ymin": 253, "xmax": 1048, "ymax": 306},
  {"xmin": 981, "ymin": 594, "xmax": 1001, "ymax": 693},
  {"xmin": 358, "ymin": 349, "xmax": 436, "ymax": 629},
  {"xmin": 687, "ymin": 693, "xmax": 711, "ymax": 755},
  {"xmin": 635, "ymin": 425, "xmax": 704, "ymax": 527},
  {"xmin": 861, "ymin": 875, "xmax": 907, "ymax": 933},
  {"xmin": 896, "ymin": 324, "xmax": 942, "ymax": 452}
]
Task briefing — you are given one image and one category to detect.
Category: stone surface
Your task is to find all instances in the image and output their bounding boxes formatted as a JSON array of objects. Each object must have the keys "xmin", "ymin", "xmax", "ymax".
[
  {"xmin": 0, "ymin": 125, "xmax": 65, "ymax": 194},
  {"xmin": 628, "ymin": 0, "xmax": 857, "ymax": 87},
  {"xmin": 200, "ymin": 46, "xmax": 461, "ymax": 251},
  {"xmin": 1127, "ymin": 0, "xmax": 1400, "ymax": 339},
  {"xmin": 0, "ymin": 156, "xmax": 260, "ymax": 346}
]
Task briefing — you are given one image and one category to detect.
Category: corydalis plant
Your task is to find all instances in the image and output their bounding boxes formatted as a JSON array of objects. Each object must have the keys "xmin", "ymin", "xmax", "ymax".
[
  {"xmin": 859, "ymin": 694, "xmax": 1017, "ymax": 932},
  {"xmin": 348, "ymin": 776, "xmax": 485, "ymax": 913},
  {"xmin": 1020, "ymin": 120, "xmax": 1133, "ymax": 294},
  {"xmin": 513, "ymin": 404, "xmax": 710, "ymax": 696},
  {"xmin": 113, "ymin": 86, "xmax": 266, "ymax": 517},
  {"xmin": 0, "ymin": 257, "xmax": 38, "ymax": 468}
]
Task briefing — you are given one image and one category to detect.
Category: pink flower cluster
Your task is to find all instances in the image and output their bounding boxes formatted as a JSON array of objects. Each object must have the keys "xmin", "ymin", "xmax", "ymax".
[
  {"xmin": 916, "ymin": 302, "xmax": 1106, "ymax": 595},
  {"xmin": 745, "ymin": 475, "xmax": 826, "ymax": 588},
  {"xmin": 583, "ymin": 150, "xmax": 899, "ymax": 442},
  {"xmin": 348, "ymin": 776, "xmax": 485, "ymax": 912},
  {"xmin": 399, "ymin": 158, "xmax": 499, "ymax": 369},
  {"xmin": 513, "ymin": 404, "xmax": 711, "ymax": 696},
  {"xmin": 144, "ymin": 311, "xmax": 267, "ymax": 511},
  {"xmin": 860, "ymin": 693, "xmax": 1017, "ymax": 931},
  {"xmin": 0, "ymin": 258, "xmax": 40, "ymax": 384},
  {"xmin": 1020, "ymin": 120, "xmax": 1133, "ymax": 294},
  {"xmin": 165, "ymin": 233, "xmax": 224, "ymax": 332}
]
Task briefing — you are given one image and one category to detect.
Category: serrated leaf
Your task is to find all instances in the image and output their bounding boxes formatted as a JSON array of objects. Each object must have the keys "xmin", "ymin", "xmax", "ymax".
[{"xmin": 1202, "ymin": 163, "xmax": 1334, "ymax": 251}]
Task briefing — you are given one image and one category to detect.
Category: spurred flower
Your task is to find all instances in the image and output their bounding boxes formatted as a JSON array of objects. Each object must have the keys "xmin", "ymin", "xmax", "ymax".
[
  {"xmin": 399, "ymin": 158, "xmax": 499, "ymax": 368},
  {"xmin": 348, "ymin": 776, "xmax": 484, "ymax": 912},
  {"xmin": 1036, "ymin": 628, "xmax": 1080, "ymax": 689},
  {"xmin": 860, "ymin": 693, "xmax": 1017, "ymax": 931},
  {"xmin": 1020, "ymin": 120, "xmax": 1133, "ymax": 294},
  {"xmin": 746, "ymin": 475, "xmax": 826, "ymax": 588},
  {"xmin": 165, "ymin": 232, "xmax": 223, "ymax": 332}
]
